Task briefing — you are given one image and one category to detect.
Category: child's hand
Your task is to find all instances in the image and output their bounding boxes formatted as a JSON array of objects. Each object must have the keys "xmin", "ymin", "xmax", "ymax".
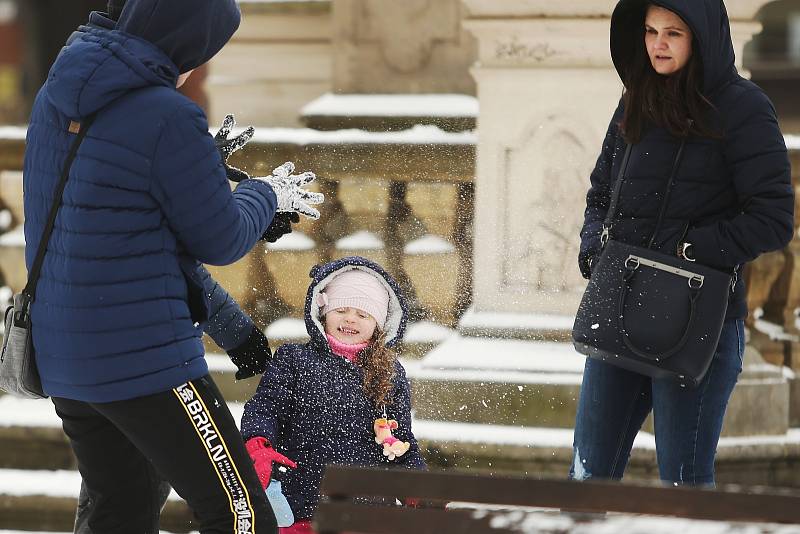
[
  {"xmin": 227, "ymin": 327, "xmax": 272, "ymax": 380},
  {"xmin": 213, "ymin": 114, "xmax": 254, "ymax": 182},
  {"xmin": 254, "ymin": 162, "xmax": 324, "ymax": 220},
  {"xmin": 245, "ymin": 437, "xmax": 297, "ymax": 490}
]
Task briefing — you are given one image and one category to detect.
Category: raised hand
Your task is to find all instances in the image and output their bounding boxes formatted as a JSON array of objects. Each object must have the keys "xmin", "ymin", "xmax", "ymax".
[
  {"xmin": 255, "ymin": 162, "xmax": 325, "ymax": 220},
  {"xmin": 213, "ymin": 114, "xmax": 254, "ymax": 182}
]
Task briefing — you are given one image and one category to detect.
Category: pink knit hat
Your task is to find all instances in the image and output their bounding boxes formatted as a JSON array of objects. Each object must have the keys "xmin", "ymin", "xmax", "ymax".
[{"xmin": 318, "ymin": 269, "xmax": 390, "ymax": 327}]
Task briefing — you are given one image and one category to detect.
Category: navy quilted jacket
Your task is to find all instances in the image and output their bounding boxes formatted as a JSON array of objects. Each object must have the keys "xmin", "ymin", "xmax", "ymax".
[
  {"xmin": 240, "ymin": 257, "xmax": 426, "ymax": 520},
  {"xmin": 22, "ymin": 7, "xmax": 277, "ymax": 402},
  {"xmin": 580, "ymin": 0, "xmax": 794, "ymax": 319}
]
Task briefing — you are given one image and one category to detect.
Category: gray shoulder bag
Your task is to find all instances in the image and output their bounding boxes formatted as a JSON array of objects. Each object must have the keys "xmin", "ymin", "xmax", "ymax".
[{"xmin": 0, "ymin": 115, "xmax": 95, "ymax": 398}]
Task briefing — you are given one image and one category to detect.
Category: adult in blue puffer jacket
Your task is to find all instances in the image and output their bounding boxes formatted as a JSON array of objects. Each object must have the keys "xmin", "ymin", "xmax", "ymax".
[
  {"xmin": 22, "ymin": 0, "xmax": 322, "ymax": 531},
  {"xmin": 241, "ymin": 257, "xmax": 426, "ymax": 529},
  {"xmin": 572, "ymin": 0, "xmax": 794, "ymax": 487}
]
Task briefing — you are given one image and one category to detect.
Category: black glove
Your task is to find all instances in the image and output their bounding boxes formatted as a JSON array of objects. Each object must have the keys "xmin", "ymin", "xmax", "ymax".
[
  {"xmin": 214, "ymin": 114, "xmax": 254, "ymax": 183},
  {"xmin": 227, "ymin": 327, "xmax": 272, "ymax": 380},
  {"xmin": 261, "ymin": 212, "xmax": 300, "ymax": 243},
  {"xmin": 579, "ymin": 249, "xmax": 598, "ymax": 280}
]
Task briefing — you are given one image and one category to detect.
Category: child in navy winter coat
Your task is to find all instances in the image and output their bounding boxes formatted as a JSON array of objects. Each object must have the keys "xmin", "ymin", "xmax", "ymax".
[{"xmin": 241, "ymin": 256, "xmax": 426, "ymax": 533}]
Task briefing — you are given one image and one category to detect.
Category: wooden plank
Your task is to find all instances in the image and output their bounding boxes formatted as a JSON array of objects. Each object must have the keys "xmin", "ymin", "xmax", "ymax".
[
  {"xmin": 314, "ymin": 502, "xmax": 515, "ymax": 534},
  {"xmin": 320, "ymin": 466, "xmax": 800, "ymax": 524}
]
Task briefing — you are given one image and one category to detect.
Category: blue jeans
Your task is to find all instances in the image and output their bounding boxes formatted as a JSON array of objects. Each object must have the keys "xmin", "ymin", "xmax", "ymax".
[{"xmin": 569, "ymin": 319, "xmax": 744, "ymax": 486}]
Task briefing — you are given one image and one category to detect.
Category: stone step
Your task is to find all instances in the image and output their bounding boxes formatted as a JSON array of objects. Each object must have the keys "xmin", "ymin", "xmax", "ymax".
[
  {"xmin": 0, "ymin": 468, "xmax": 193, "ymax": 533},
  {"xmin": 2, "ymin": 400, "xmax": 800, "ymax": 514},
  {"xmin": 407, "ymin": 337, "xmax": 585, "ymax": 428},
  {"xmin": 300, "ymin": 93, "xmax": 478, "ymax": 132}
]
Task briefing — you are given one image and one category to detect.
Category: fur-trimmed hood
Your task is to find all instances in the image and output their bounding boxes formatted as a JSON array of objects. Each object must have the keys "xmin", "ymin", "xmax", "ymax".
[{"xmin": 303, "ymin": 256, "xmax": 407, "ymax": 349}]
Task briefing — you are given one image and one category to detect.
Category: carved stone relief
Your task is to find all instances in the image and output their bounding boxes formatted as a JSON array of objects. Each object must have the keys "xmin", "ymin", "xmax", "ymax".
[{"xmin": 501, "ymin": 117, "xmax": 592, "ymax": 299}]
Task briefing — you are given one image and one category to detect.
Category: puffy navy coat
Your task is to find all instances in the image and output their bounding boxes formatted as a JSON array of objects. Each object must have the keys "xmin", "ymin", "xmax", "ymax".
[
  {"xmin": 240, "ymin": 257, "xmax": 426, "ymax": 520},
  {"xmin": 580, "ymin": 0, "xmax": 794, "ymax": 319},
  {"xmin": 22, "ymin": 7, "xmax": 277, "ymax": 402}
]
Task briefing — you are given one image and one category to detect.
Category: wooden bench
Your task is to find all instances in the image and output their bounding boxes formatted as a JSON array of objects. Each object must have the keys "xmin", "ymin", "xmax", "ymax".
[{"xmin": 314, "ymin": 465, "xmax": 800, "ymax": 534}]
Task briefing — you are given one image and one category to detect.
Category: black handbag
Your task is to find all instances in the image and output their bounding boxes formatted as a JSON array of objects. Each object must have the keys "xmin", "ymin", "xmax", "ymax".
[
  {"xmin": 572, "ymin": 140, "xmax": 733, "ymax": 388},
  {"xmin": 0, "ymin": 116, "xmax": 95, "ymax": 399}
]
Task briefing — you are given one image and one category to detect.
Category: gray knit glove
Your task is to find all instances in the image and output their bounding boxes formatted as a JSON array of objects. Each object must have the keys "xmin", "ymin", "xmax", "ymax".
[{"xmin": 254, "ymin": 162, "xmax": 325, "ymax": 220}]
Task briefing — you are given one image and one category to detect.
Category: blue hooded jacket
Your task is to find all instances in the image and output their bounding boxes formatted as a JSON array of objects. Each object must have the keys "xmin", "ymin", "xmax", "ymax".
[
  {"xmin": 23, "ymin": 3, "xmax": 277, "ymax": 402},
  {"xmin": 240, "ymin": 257, "xmax": 426, "ymax": 520},
  {"xmin": 580, "ymin": 0, "xmax": 794, "ymax": 319}
]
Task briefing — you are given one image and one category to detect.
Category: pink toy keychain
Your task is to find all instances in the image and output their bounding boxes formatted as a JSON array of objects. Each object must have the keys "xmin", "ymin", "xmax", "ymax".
[{"xmin": 374, "ymin": 405, "xmax": 410, "ymax": 460}]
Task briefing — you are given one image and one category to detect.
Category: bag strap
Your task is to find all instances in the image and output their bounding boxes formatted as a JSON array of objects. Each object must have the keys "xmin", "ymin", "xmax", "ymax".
[
  {"xmin": 23, "ymin": 115, "xmax": 96, "ymax": 300},
  {"xmin": 601, "ymin": 137, "xmax": 687, "ymax": 249},
  {"xmin": 646, "ymin": 138, "xmax": 687, "ymax": 249}
]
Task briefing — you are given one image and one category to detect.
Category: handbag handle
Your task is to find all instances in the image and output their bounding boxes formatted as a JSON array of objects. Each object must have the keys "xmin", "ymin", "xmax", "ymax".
[
  {"xmin": 602, "ymin": 137, "xmax": 687, "ymax": 249},
  {"xmin": 618, "ymin": 266, "xmax": 700, "ymax": 360},
  {"xmin": 23, "ymin": 115, "xmax": 96, "ymax": 303}
]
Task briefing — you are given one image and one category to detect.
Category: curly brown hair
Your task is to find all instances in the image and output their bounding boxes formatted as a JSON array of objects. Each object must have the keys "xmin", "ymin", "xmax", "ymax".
[{"xmin": 359, "ymin": 328, "xmax": 398, "ymax": 408}]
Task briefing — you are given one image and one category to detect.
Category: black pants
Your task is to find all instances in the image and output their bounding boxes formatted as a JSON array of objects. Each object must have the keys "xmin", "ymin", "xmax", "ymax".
[{"xmin": 53, "ymin": 375, "xmax": 276, "ymax": 534}]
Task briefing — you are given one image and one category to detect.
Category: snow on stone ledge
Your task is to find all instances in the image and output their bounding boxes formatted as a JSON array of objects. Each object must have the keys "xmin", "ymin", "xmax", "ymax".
[
  {"xmin": 336, "ymin": 230, "xmax": 384, "ymax": 250},
  {"xmin": 301, "ymin": 93, "xmax": 479, "ymax": 118},
  {"xmin": 422, "ymin": 334, "xmax": 586, "ymax": 375},
  {"xmin": 246, "ymin": 125, "xmax": 477, "ymax": 146},
  {"xmin": 0, "ymin": 395, "xmax": 62, "ymax": 427},
  {"xmin": 265, "ymin": 317, "xmax": 309, "ymax": 340},
  {"xmin": 0, "ymin": 126, "xmax": 27, "ymax": 140},
  {"xmin": 0, "ymin": 226, "xmax": 24, "ymax": 247},
  {"xmin": 413, "ymin": 419, "xmax": 656, "ymax": 450},
  {"xmin": 265, "ymin": 230, "xmax": 315, "ymax": 251},
  {"xmin": 460, "ymin": 310, "xmax": 575, "ymax": 332},
  {"xmin": 404, "ymin": 235, "xmax": 455, "ymax": 255},
  {"xmin": 403, "ymin": 321, "xmax": 455, "ymax": 344}
]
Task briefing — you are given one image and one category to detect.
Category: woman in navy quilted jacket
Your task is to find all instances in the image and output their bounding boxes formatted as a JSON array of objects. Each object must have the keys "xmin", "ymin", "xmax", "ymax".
[
  {"xmin": 241, "ymin": 257, "xmax": 426, "ymax": 533},
  {"xmin": 22, "ymin": 0, "xmax": 320, "ymax": 531},
  {"xmin": 572, "ymin": 0, "xmax": 794, "ymax": 487}
]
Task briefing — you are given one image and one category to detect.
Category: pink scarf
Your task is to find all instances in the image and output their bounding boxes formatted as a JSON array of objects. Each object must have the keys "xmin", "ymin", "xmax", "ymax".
[{"xmin": 326, "ymin": 334, "xmax": 369, "ymax": 363}]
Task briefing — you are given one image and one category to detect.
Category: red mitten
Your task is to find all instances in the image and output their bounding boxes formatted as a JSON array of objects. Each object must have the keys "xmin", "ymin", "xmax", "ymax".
[{"xmin": 245, "ymin": 436, "xmax": 297, "ymax": 489}]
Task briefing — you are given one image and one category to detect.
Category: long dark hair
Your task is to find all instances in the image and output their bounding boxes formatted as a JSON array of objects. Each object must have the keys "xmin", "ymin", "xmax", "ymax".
[{"xmin": 621, "ymin": 18, "xmax": 719, "ymax": 143}]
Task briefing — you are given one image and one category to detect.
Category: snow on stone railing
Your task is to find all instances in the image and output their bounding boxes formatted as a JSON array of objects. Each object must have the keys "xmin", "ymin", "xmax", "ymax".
[
  {"xmin": 265, "ymin": 230, "xmax": 315, "ymax": 252},
  {"xmin": 301, "ymin": 93, "xmax": 479, "ymax": 118},
  {"xmin": 335, "ymin": 230, "xmax": 384, "ymax": 251},
  {"xmin": 247, "ymin": 125, "xmax": 477, "ymax": 145},
  {"xmin": 0, "ymin": 126, "xmax": 27, "ymax": 141},
  {"xmin": 6, "ymin": 125, "xmax": 800, "ymax": 150}
]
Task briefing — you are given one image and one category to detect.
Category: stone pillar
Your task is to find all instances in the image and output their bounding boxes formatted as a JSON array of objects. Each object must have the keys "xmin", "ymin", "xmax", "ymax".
[
  {"xmin": 419, "ymin": 0, "xmax": 787, "ymax": 439},
  {"xmin": 461, "ymin": 0, "xmax": 771, "ymax": 330},
  {"xmin": 331, "ymin": 0, "xmax": 476, "ymax": 94}
]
